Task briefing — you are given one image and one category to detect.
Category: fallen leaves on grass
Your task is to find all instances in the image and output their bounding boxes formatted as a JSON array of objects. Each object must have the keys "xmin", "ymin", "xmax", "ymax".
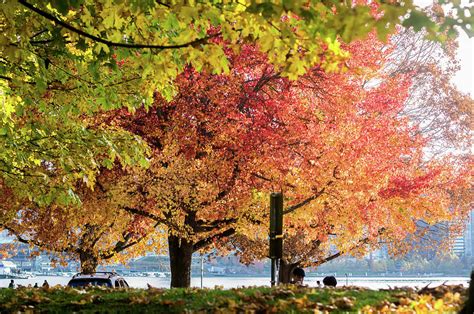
[
  {"xmin": 362, "ymin": 288, "xmax": 464, "ymax": 313},
  {"xmin": 0, "ymin": 284, "xmax": 467, "ymax": 313}
]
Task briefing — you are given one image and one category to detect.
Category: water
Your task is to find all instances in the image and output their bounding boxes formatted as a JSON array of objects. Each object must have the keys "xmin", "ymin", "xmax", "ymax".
[{"xmin": 0, "ymin": 275, "xmax": 469, "ymax": 289}]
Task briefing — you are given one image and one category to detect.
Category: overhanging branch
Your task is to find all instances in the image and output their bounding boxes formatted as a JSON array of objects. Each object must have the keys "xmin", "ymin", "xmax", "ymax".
[
  {"xmin": 19, "ymin": 0, "xmax": 218, "ymax": 50},
  {"xmin": 195, "ymin": 217, "xmax": 238, "ymax": 232},
  {"xmin": 0, "ymin": 223, "xmax": 76, "ymax": 254},
  {"xmin": 100, "ymin": 221, "xmax": 160, "ymax": 259}
]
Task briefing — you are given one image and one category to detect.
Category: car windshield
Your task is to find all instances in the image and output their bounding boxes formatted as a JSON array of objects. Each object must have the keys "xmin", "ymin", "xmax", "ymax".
[{"xmin": 68, "ymin": 278, "xmax": 112, "ymax": 288}]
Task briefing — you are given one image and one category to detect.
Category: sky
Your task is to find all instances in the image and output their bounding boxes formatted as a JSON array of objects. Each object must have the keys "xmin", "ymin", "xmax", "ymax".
[
  {"xmin": 453, "ymin": 32, "xmax": 473, "ymax": 96},
  {"xmin": 415, "ymin": 0, "xmax": 473, "ymax": 96}
]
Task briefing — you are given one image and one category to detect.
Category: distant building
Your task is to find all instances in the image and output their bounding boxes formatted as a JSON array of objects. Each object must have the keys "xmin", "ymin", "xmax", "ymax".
[
  {"xmin": 0, "ymin": 231, "xmax": 14, "ymax": 244},
  {"xmin": 452, "ymin": 237, "xmax": 465, "ymax": 256},
  {"xmin": 208, "ymin": 266, "xmax": 225, "ymax": 275},
  {"xmin": 0, "ymin": 260, "xmax": 17, "ymax": 275},
  {"xmin": 452, "ymin": 210, "xmax": 474, "ymax": 257}
]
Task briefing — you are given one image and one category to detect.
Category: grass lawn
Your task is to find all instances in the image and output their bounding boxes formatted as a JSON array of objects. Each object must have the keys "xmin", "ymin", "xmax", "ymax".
[{"xmin": 0, "ymin": 284, "xmax": 467, "ymax": 313}]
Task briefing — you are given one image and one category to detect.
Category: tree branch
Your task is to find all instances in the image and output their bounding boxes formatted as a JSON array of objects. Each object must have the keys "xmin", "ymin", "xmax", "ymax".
[
  {"xmin": 193, "ymin": 227, "xmax": 236, "ymax": 251},
  {"xmin": 19, "ymin": 0, "xmax": 218, "ymax": 50},
  {"xmin": 156, "ymin": 1, "xmax": 171, "ymax": 8},
  {"xmin": 251, "ymin": 172, "xmax": 296, "ymax": 188},
  {"xmin": 315, "ymin": 227, "xmax": 386, "ymax": 266},
  {"xmin": 100, "ymin": 222, "xmax": 160, "ymax": 259},
  {"xmin": 199, "ymin": 162, "xmax": 240, "ymax": 207},
  {"xmin": 283, "ymin": 184, "xmax": 331, "ymax": 215},
  {"xmin": 121, "ymin": 206, "xmax": 165, "ymax": 223},
  {"xmin": 0, "ymin": 75, "xmax": 12, "ymax": 82},
  {"xmin": 0, "ymin": 223, "xmax": 76, "ymax": 254},
  {"xmin": 195, "ymin": 217, "xmax": 238, "ymax": 232}
]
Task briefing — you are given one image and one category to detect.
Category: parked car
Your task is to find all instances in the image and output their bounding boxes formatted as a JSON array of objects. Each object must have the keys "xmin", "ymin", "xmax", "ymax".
[{"xmin": 67, "ymin": 272, "xmax": 129, "ymax": 288}]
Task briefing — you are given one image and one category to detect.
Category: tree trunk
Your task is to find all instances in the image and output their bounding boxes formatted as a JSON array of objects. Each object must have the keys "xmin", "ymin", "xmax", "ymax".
[
  {"xmin": 168, "ymin": 234, "xmax": 194, "ymax": 288},
  {"xmin": 278, "ymin": 260, "xmax": 299, "ymax": 284},
  {"xmin": 79, "ymin": 251, "xmax": 99, "ymax": 274}
]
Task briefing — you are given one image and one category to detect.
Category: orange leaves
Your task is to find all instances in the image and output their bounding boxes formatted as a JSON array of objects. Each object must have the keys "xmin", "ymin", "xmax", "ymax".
[
  {"xmin": 224, "ymin": 35, "xmax": 471, "ymax": 267},
  {"xmin": 378, "ymin": 170, "xmax": 442, "ymax": 199}
]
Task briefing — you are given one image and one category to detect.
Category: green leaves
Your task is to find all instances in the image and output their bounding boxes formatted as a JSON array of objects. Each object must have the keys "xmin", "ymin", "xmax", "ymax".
[
  {"xmin": 50, "ymin": 0, "xmax": 83, "ymax": 14},
  {"xmin": 402, "ymin": 11, "xmax": 437, "ymax": 33}
]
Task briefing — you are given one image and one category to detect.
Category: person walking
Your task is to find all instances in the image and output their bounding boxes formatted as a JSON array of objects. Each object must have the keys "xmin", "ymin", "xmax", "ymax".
[{"xmin": 8, "ymin": 280, "xmax": 15, "ymax": 289}]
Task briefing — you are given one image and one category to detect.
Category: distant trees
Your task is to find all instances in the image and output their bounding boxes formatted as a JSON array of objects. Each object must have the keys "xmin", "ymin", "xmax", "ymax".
[{"xmin": 313, "ymin": 254, "xmax": 469, "ymax": 276}]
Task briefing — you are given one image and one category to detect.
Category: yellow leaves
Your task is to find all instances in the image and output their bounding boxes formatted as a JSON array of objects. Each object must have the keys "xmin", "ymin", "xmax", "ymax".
[
  {"xmin": 333, "ymin": 296, "xmax": 355, "ymax": 310},
  {"xmin": 80, "ymin": 6, "xmax": 93, "ymax": 27},
  {"xmin": 221, "ymin": 23, "xmax": 240, "ymax": 44},
  {"xmin": 433, "ymin": 298, "xmax": 444, "ymax": 311},
  {"xmin": 179, "ymin": 6, "xmax": 199, "ymax": 23},
  {"xmin": 133, "ymin": 14, "xmax": 150, "ymax": 36},
  {"xmin": 360, "ymin": 288, "xmax": 465, "ymax": 313},
  {"xmin": 286, "ymin": 56, "xmax": 307, "ymax": 81},
  {"xmin": 443, "ymin": 291, "xmax": 461, "ymax": 304},
  {"xmin": 202, "ymin": 45, "xmax": 229, "ymax": 74},
  {"xmin": 102, "ymin": 12, "xmax": 115, "ymax": 30},
  {"xmin": 129, "ymin": 294, "xmax": 151, "ymax": 305},
  {"xmin": 325, "ymin": 36, "xmax": 342, "ymax": 56},
  {"xmin": 259, "ymin": 32, "xmax": 275, "ymax": 52},
  {"xmin": 0, "ymin": 86, "xmax": 19, "ymax": 121},
  {"xmin": 406, "ymin": 293, "xmax": 460, "ymax": 313}
]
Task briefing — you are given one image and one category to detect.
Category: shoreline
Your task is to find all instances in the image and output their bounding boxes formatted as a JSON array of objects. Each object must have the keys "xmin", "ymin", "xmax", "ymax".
[{"xmin": 0, "ymin": 275, "xmax": 469, "ymax": 289}]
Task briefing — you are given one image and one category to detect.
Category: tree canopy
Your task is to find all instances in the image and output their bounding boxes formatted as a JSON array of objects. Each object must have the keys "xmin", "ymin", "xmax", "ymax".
[
  {"xmin": 225, "ymin": 32, "xmax": 472, "ymax": 275},
  {"xmin": 1, "ymin": 0, "xmax": 472, "ymax": 205}
]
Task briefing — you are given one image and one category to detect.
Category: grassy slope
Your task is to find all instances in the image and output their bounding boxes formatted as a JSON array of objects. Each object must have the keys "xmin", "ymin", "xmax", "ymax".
[{"xmin": 0, "ymin": 284, "xmax": 467, "ymax": 313}]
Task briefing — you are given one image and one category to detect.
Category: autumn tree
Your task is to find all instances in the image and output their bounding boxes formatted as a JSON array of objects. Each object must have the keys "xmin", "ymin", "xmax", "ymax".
[
  {"xmin": 224, "ymin": 32, "xmax": 473, "ymax": 282},
  {"xmin": 0, "ymin": 167, "xmax": 162, "ymax": 273},
  {"xmin": 223, "ymin": 6, "xmax": 474, "ymax": 282},
  {"xmin": 99, "ymin": 46, "xmax": 293, "ymax": 287},
  {"xmin": 386, "ymin": 27, "xmax": 472, "ymax": 158},
  {"xmin": 378, "ymin": 24, "xmax": 474, "ymax": 255}
]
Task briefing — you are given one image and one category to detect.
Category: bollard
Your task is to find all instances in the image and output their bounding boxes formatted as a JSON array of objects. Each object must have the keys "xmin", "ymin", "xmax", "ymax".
[{"xmin": 269, "ymin": 192, "xmax": 283, "ymax": 286}]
